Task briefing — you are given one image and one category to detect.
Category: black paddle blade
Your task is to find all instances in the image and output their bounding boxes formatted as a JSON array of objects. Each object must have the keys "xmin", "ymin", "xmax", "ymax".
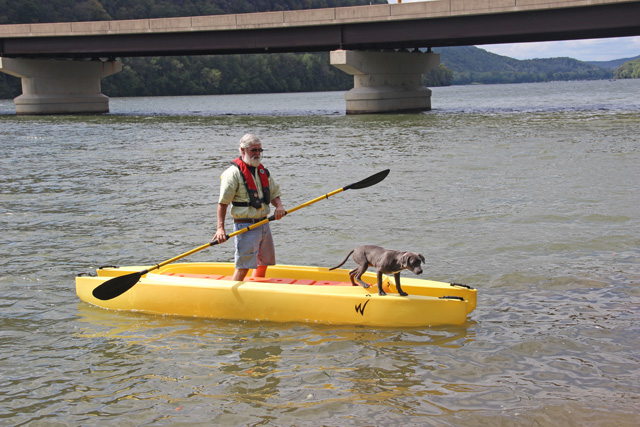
[
  {"xmin": 343, "ymin": 169, "xmax": 390, "ymax": 191},
  {"xmin": 92, "ymin": 271, "xmax": 144, "ymax": 300}
]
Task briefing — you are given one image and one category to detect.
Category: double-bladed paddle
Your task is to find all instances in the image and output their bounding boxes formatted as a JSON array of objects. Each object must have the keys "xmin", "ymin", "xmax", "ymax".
[{"xmin": 92, "ymin": 169, "xmax": 390, "ymax": 300}]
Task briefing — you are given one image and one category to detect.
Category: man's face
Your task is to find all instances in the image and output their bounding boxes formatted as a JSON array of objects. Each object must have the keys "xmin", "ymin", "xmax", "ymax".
[{"xmin": 242, "ymin": 143, "xmax": 263, "ymax": 167}]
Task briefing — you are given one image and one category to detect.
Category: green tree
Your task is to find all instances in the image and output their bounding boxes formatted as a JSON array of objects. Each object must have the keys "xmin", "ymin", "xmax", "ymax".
[
  {"xmin": 201, "ymin": 67, "xmax": 223, "ymax": 90},
  {"xmin": 614, "ymin": 59, "xmax": 640, "ymax": 79},
  {"xmin": 424, "ymin": 64, "xmax": 453, "ymax": 86}
]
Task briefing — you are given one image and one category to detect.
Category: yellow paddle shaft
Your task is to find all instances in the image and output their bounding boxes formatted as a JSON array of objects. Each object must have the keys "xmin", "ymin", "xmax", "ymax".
[{"xmin": 285, "ymin": 187, "xmax": 344, "ymax": 215}]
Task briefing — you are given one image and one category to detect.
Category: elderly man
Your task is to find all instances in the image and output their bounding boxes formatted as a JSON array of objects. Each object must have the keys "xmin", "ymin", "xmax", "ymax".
[{"xmin": 213, "ymin": 134, "xmax": 286, "ymax": 281}]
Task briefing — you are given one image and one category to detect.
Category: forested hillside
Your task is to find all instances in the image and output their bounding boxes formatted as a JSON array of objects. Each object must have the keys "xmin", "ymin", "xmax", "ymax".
[
  {"xmin": 435, "ymin": 46, "xmax": 612, "ymax": 84},
  {"xmin": 101, "ymin": 53, "xmax": 356, "ymax": 97},
  {"xmin": 613, "ymin": 58, "xmax": 640, "ymax": 79},
  {"xmin": 588, "ymin": 55, "xmax": 640, "ymax": 70},
  {"xmin": 0, "ymin": 0, "xmax": 632, "ymax": 99}
]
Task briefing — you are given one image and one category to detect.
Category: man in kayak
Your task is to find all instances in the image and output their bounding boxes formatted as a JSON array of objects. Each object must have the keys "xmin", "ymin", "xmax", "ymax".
[{"xmin": 213, "ymin": 133, "xmax": 286, "ymax": 281}]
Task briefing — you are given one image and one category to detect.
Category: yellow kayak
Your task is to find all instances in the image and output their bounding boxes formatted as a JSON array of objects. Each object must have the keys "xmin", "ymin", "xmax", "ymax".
[{"xmin": 76, "ymin": 262, "xmax": 476, "ymax": 327}]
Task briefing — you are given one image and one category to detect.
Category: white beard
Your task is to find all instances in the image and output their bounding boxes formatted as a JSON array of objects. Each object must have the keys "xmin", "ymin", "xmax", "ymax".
[{"xmin": 244, "ymin": 154, "xmax": 261, "ymax": 167}]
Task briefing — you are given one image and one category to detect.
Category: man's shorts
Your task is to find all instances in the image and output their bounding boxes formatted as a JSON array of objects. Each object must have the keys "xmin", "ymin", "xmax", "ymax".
[{"xmin": 233, "ymin": 222, "xmax": 276, "ymax": 269}]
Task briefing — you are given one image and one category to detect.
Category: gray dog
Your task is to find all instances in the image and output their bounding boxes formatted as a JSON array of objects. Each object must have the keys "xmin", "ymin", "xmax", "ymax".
[{"xmin": 329, "ymin": 245, "xmax": 425, "ymax": 296}]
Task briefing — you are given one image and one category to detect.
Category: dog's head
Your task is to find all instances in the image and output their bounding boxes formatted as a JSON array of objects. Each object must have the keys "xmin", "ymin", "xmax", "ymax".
[{"xmin": 402, "ymin": 252, "xmax": 425, "ymax": 275}]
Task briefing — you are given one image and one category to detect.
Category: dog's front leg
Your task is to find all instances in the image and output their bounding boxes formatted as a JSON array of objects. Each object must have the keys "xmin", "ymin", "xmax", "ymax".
[
  {"xmin": 394, "ymin": 272, "xmax": 408, "ymax": 296},
  {"xmin": 376, "ymin": 271, "xmax": 387, "ymax": 296}
]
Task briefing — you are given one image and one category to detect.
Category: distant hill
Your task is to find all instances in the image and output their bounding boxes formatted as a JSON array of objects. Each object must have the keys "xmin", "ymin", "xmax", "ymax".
[
  {"xmin": 434, "ymin": 46, "xmax": 613, "ymax": 85},
  {"xmin": 435, "ymin": 46, "xmax": 521, "ymax": 73},
  {"xmin": 588, "ymin": 55, "xmax": 640, "ymax": 70}
]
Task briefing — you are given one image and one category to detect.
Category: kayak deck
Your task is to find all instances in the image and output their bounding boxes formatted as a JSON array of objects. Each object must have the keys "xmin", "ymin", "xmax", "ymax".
[
  {"xmin": 161, "ymin": 272, "xmax": 353, "ymax": 287},
  {"xmin": 76, "ymin": 262, "xmax": 476, "ymax": 327}
]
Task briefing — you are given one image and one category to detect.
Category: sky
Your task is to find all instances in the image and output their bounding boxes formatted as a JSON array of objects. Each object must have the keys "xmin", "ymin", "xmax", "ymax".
[{"xmin": 386, "ymin": 1, "xmax": 640, "ymax": 62}]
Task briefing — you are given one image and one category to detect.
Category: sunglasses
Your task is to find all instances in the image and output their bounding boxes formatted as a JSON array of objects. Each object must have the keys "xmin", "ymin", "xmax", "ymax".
[{"xmin": 248, "ymin": 148, "xmax": 264, "ymax": 153}]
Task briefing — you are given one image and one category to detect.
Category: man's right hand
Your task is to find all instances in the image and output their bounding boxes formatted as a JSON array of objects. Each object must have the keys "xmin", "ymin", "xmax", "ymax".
[
  {"xmin": 213, "ymin": 228, "xmax": 228, "ymax": 243},
  {"xmin": 214, "ymin": 203, "xmax": 229, "ymax": 243}
]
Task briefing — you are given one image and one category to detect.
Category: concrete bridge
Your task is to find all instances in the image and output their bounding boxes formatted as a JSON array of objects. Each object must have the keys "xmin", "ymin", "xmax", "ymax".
[{"xmin": 1, "ymin": 0, "xmax": 638, "ymax": 114}]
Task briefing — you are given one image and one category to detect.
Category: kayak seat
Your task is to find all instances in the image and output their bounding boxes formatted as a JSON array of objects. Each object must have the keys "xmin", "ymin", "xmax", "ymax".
[
  {"xmin": 242, "ymin": 277, "xmax": 297, "ymax": 284},
  {"xmin": 161, "ymin": 272, "xmax": 351, "ymax": 287},
  {"xmin": 313, "ymin": 280, "xmax": 354, "ymax": 287},
  {"xmin": 162, "ymin": 272, "xmax": 225, "ymax": 280}
]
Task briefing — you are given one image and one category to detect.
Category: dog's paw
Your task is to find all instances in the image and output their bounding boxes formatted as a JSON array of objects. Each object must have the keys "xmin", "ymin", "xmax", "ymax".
[
  {"xmin": 399, "ymin": 291, "xmax": 408, "ymax": 296},
  {"xmin": 378, "ymin": 290, "xmax": 387, "ymax": 296}
]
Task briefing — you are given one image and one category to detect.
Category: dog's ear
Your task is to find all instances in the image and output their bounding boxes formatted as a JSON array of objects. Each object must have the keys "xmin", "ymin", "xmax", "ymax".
[
  {"xmin": 401, "ymin": 252, "xmax": 409, "ymax": 267},
  {"xmin": 419, "ymin": 253, "xmax": 425, "ymax": 263}
]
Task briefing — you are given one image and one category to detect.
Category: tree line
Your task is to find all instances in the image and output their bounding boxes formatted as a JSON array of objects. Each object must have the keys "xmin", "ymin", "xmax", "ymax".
[
  {"xmin": 0, "ymin": 52, "xmax": 453, "ymax": 99},
  {"xmin": 104, "ymin": 54, "xmax": 354, "ymax": 97}
]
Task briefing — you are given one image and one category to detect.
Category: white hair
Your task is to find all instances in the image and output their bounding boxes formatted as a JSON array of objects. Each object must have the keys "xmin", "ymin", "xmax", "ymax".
[{"xmin": 238, "ymin": 133, "xmax": 261, "ymax": 152}]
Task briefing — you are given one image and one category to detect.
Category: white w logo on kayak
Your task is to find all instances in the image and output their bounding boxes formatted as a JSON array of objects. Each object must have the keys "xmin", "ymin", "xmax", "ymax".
[{"xmin": 355, "ymin": 300, "xmax": 369, "ymax": 316}]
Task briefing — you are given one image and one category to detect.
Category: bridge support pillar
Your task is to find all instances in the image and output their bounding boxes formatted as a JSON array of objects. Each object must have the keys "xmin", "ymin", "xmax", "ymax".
[
  {"xmin": 330, "ymin": 49, "xmax": 439, "ymax": 114},
  {"xmin": 0, "ymin": 58, "xmax": 122, "ymax": 115}
]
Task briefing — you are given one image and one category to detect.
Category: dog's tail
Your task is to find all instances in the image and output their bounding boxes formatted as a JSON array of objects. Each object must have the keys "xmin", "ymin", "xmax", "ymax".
[{"xmin": 329, "ymin": 250, "xmax": 355, "ymax": 270}]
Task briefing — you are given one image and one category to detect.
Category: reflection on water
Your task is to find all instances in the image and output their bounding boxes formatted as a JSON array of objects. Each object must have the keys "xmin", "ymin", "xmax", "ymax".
[
  {"xmin": 1, "ymin": 80, "xmax": 639, "ymax": 425},
  {"xmin": 74, "ymin": 303, "xmax": 478, "ymax": 422},
  {"xmin": 76, "ymin": 303, "xmax": 475, "ymax": 348}
]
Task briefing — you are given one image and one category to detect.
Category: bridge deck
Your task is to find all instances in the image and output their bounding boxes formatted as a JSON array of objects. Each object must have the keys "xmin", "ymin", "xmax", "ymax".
[
  {"xmin": 0, "ymin": 0, "xmax": 635, "ymax": 38},
  {"xmin": 0, "ymin": 0, "xmax": 638, "ymax": 58}
]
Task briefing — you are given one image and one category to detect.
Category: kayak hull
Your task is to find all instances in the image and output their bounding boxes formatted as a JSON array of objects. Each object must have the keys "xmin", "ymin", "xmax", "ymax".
[{"xmin": 76, "ymin": 263, "xmax": 476, "ymax": 327}]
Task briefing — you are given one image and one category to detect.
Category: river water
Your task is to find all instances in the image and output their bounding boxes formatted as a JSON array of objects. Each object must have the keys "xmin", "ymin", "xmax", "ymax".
[{"xmin": 1, "ymin": 80, "xmax": 639, "ymax": 426}]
